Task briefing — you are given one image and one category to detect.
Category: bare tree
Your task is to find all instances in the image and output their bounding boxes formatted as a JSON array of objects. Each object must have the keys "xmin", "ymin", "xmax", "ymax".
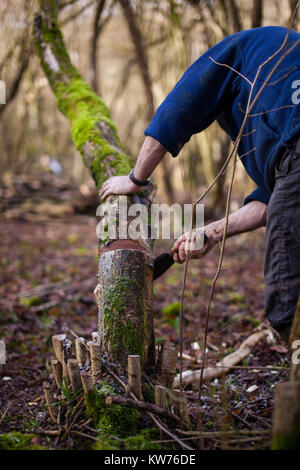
[
  {"xmin": 119, "ymin": 0, "xmax": 175, "ymax": 203},
  {"xmin": 228, "ymin": 0, "xmax": 243, "ymax": 32},
  {"xmin": 252, "ymin": 0, "xmax": 264, "ymax": 28},
  {"xmin": 89, "ymin": 0, "xmax": 113, "ymax": 94}
]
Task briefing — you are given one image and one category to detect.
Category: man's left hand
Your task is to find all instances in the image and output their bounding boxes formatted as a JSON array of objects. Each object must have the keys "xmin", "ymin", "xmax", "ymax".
[{"xmin": 99, "ymin": 175, "xmax": 140, "ymax": 200}]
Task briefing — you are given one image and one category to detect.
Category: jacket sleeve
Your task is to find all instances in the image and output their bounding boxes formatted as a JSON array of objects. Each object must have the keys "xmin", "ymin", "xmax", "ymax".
[
  {"xmin": 243, "ymin": 187, "xmax": 270, "ymax": 206},
  {"xmin": 144, "ymin": 35, "xmax": 242, "ymax": 157}
]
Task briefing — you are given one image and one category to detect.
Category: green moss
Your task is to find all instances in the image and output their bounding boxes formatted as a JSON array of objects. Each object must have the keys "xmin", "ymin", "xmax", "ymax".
[
  {"xmin": 54, "ymin": 77, "xmax": 133, "ymax": 187},
  {"xmin": 85, "ymin": 385, "xmax": 140, "ymax": 434},
  {"xmin": 125, "ymin": 428, "xmax": 167, "ymax": 450},
  {"xmin": 228, "ymin": 292, "xmax": 245, "ymax": 303},
  {"xmin": 84, "ymin": 384, "xmax": 170, "ymax": 451},
  {"xmin": 19, "ymin": 296, "xmax": 42, "ymax": 307},
  {"xmin": 162, "ymin": 301, "xmax": 180, "ymax": 317},
  {"xmin": 92, "ymin": 432, "xmax": 121, "ymax": 450},
  {"xmin": 272, "ymin": 427, "xmax": 300, "ymax": 450},
  {"xmin": 232, "ymin": 314, "xmax": 260, "ymax": 327},
  {"xmin": 92, "ymin": 428, "xmax": 171, "ymax": 451},
  {"xmin": 102, "ymin": 277, "xmax": 146, "ymax": 361},
  {"xmin": 0, "ymin": 432, "xmax": 45, "ymax": 450},
  {"xmin": 85, "ymin": 383, "xmax": 172, "ymax": 451},
  {"xmin": 143, "ymin": 383, "xmax": 154, "ymax": 403}
]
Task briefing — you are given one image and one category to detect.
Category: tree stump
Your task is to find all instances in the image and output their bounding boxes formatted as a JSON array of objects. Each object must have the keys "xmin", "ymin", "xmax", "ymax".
[{"xmin": 272, "ymin": 381, "xmax": 300, "ymax": 449}]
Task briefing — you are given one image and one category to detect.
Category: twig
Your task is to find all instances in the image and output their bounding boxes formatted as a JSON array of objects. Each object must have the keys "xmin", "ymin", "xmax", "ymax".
[
  {"xmin": 70, "ymin": 429, "xmax": 124, "ymax": 445},
  {"xmin": 177, "ymin": 428, "xmax": 270, "ymax": 437},
  {"xmin": 31, "ymin": 300, "xmax": 58, "ymax": 312},
  {"xmin": 197, "ymin": 136, "xmax": 239, "ymax": 409},
  {"xmin": 184, "ymin": 364, "xmax": 290, "ymax": 371},
  {"xmin": 0, "ymin": 401, "xmax": 13, "ymax": 425},
  {"xmin": 230, "ymin": 411, "xmax": 254, "ymax": 429},
  {"xmin": 106, "ymin": 394, "xmax": 180, "ymax": 423},
  {"xmin": 61, "ymin": 0, "xmax": 97, "ymax": 25},
  {"xmin": 246, "ymin": 410, "xmax": 272, "ymax": 428},
  {"xmin": 238, "ymin": 103, "xmax": 295, "ymax": 117},
  {"xmin": 150, "ymin": 435, "xmax": 269, "ymax": 444},
  {"xmin": 65, "ymin": 396, "xmax": 85, "ymax": 434},
  {"xmin": 34, "ymin": 428, "xmax": 62, "ymax": 437},
  {"xmin": 70, "ymin": 329, "xmax": 90, "ymax": 351},
  {"xmin": 149, "ymin": 413, "xmax": 194, "ymax": 450},
  {"xmin": 209, "ymin": 56, "xmax": 253, "ymax": 86}
]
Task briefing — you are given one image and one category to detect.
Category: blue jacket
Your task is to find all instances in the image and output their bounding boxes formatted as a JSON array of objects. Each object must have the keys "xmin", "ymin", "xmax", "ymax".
[{"xmin": 145, "ymin": 26, "xmax": 300, "ymax": 205}]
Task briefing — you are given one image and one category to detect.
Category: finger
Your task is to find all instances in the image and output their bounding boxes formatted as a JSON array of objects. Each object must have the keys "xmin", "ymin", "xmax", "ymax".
[
  {"xmin": 171, "ymin": 240, "xmax": 181, "ymax": 253},
  {"xmin": 100, "ymin": 188, "xmax": 111, "ymax": 200},
  {"xmin": 171, "ymin": 244, "xmax": 178, "ymax": 254},
  {"xmin": 173, "ymin": 252, "xmax": 184, "ymax": 264},
  {"xmin": 99, "ymin": 182, "xmax": 109, "ymax": 197},
  {"xmin": 99, "ymin": 186, "xmax": 107, "ymax": 199},
  {"xmin": 101, "ymin": 179, "xmax": 110, "ymax": 190},
  {"xmin": 172, "ymin": 236, "xmax": 184, "ymax": 252}
]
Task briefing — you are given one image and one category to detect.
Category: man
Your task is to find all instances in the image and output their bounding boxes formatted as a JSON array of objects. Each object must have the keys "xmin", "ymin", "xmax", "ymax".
[{"xmin": 99, "ymin": 26, "xmax": 300, "ymax": 340}]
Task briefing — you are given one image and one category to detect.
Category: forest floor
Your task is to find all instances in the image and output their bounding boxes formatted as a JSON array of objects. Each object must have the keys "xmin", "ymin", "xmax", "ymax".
[{"xmin": 0, "ymin": 212, "xmax": 290, "ymax": 450}]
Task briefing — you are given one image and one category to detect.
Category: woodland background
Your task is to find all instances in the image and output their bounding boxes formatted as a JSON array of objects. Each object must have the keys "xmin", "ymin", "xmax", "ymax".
[
  {"xmin": 0, "ymin": 0, "xmax": 299, "ymax": 451},
  {"xmin": 1, "ymin": 0, "xmax": 299, "ymax": 210}
]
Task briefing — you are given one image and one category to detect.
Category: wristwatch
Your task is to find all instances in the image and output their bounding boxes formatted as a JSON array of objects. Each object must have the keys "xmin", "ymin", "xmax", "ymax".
[{"xmin": 129, "ymin": 168, "xmax": 150, "ymax": 187}]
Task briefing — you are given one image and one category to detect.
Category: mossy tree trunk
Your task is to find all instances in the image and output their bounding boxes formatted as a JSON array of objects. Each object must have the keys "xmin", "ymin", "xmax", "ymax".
[
  {"xmin": 272, "ymin": 296, "xmax": 300, "ymax": 449},
  {"xmin": 34, "ymin": 0, "xmax": 155, "ymax": 373}
]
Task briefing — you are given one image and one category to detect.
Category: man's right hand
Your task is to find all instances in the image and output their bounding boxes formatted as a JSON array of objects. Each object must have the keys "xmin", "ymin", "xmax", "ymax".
[
  {"xmin": 172, "ymin": 200, "xmax": 268, "ymax": 263},
  {"xmin": 171, "ymin": 225, "xmax": 219, "ymax": 263}
]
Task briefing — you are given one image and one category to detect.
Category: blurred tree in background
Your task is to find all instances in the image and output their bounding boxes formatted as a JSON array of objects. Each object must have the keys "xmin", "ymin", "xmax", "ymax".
[{"xmin": 0, "ymin": 0, "xmax": 298, "ymax": 213}]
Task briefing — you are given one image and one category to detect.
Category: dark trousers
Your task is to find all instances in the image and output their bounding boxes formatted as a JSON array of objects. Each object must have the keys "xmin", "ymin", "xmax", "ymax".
[{"xmin": 265, "ymin": 138, "xmax": 300, "ymax": 332}]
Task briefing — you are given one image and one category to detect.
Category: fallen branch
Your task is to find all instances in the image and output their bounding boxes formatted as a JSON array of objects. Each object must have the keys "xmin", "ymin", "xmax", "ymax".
[
  {"xmin": 105, "ymin": 394, "xmax": 180, "ymax": 423},
  {"xmin": 174, "ymin": 329, "xmax": 271, "ymax": 386},
  {"xmin": 70, "ymin": 429, "xmax": 124, "ymax": 445},
  {"xmin": 35, "ymin": 428, "xmax": 62, "ymax": 437},
  {"xmin": 18, "ymin": 279, "xmax": 72, "ymax": 299},
  {"xmin": 177, "ymin": 429, "xmax": 270, "ymax": 437},
  {"xmin": 18, "ymin": 277, "xmax": 94, "ymax": 300},
  {"xmin": 31, "ymin": 300, "xmax": 58, "ymax": 312}
]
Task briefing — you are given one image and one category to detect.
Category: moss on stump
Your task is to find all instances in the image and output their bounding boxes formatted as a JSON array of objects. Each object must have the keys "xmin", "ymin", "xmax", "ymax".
[{"xmin": 84, "ymin": 381, "xmax": 172, "ymax": 450}]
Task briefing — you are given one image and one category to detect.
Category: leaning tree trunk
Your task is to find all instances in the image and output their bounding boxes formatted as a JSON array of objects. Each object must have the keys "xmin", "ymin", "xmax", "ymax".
[{"xmin": 33, "ymin": 0, "xmax": 155, "ymax": 374}]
